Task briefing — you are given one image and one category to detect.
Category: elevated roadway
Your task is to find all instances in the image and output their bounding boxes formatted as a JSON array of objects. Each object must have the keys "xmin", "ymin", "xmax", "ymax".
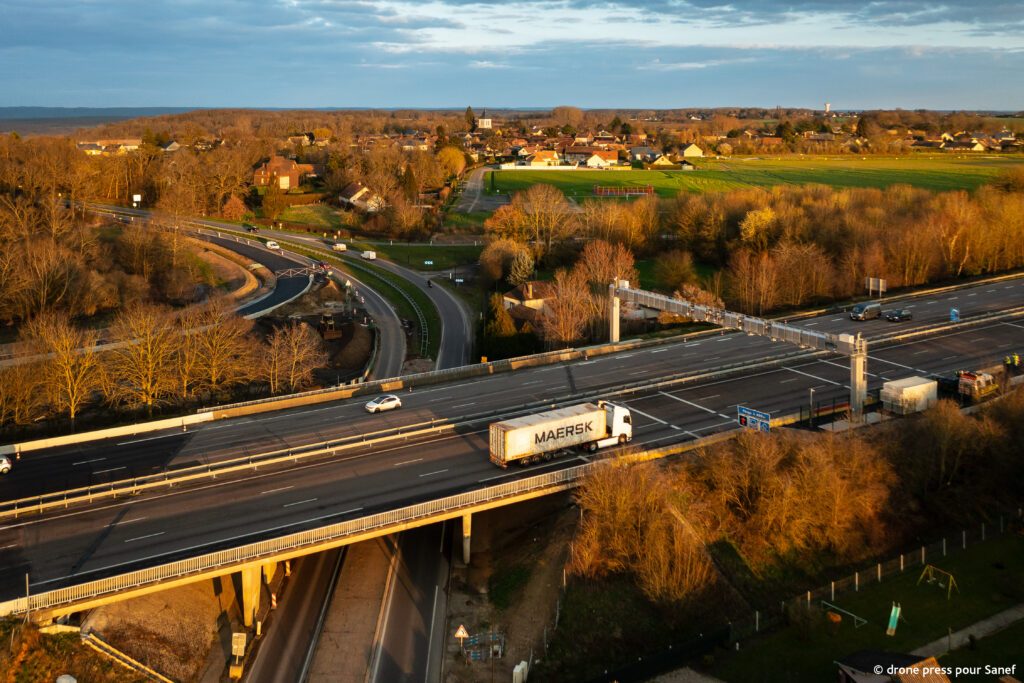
[{"xmin": 0, "ymin": 276, "xmax": 1021, "ymax": 605}]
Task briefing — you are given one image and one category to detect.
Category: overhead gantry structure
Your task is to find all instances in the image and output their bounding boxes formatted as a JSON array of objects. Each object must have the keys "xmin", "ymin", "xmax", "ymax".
[{"xmin": 608, "ymin": 281, "xmax": 868, "ymax": 418}]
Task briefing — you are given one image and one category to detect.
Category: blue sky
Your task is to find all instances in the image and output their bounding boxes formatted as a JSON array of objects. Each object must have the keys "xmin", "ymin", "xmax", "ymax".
[{"xmin": 0, "ymin": 0, "xmax": 1021, "ymax": 109}]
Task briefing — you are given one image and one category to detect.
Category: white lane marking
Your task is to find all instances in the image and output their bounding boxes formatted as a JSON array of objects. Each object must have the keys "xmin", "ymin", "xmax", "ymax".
[
  {"xmin": 925, "ymin": 300, "xmax": 938, "ymax": 304},
  {"xmin": 650, "ymin": 348, "xmax": 670, "ymax": 354},
  {"xmin": 394, "ymin": 458, "xmax": 423, "ymax": 467},
  {"xmin": 451, "ymin": 402, "xmax": 476, "ymax": 409},
  {"xmin": 617, "ymin": 353, "xmax": 635, "ymax": 359},
  {"xmin": 1004, "ymin": 321, "xmax": 1024, "ymax": 330},
  {"xmin": 706, "ymin": 356, "xmax": 721, "ymax": 361},
  {"xmin": 125, "ymin": 532, "xmax": 165, "ymax": 543},
  {"xmin": 684, "ymin": 342, "xmax": 702, "ymax": 348},
  {"xmin": 871, "ymin": 356, "xmax": 925, "ymax": 373},
  {"xmin": 822, "ymin": 359, "xmax": 884, "ymax": 378},
  {"xmin": 576, "ymin": 360, "xmax": 596, "ymax": 366},
  {"xmin": 283, "ymin": 498, "xmax": 318, "ymax": 508},
  {"xmin": 904, "ymin": 304, "xmax": 915, "ymax": 309},
  {"xmin": 1004, "ymin": 285, "xmax": 1015, "ymax": 289},
  {"xmin": 699, "ymin": 394, "xmax": 720, "ymax": 400},
  {"xmin": 714, "ymin": 337, "xmax": 731, "ymax": 343},
  {"xmin": 73, "ymin": 458, "xmax": 106, "ymax": 466},
  {"xmin": 658, "ymin": 392, "xmax": 730, "ymax": 419},
  {"xmin": 627, "ymin": 405, "xmax": 680, "ymax": 429},
  {"xmin": 629, "ymin": 370, "xmax": 648, "ymax": 375},
  {"xmin": 693, "ymin": 420, "xmax": 736, "ymax": 432},
  {"xmin": 94, "ymin": 467, "xmax": 126, "ymax": 475},
  {"xmin": 948, "ymin": 296, "xmax": 959, "ymax": 300},
  {"xmin": 805, "ymin": 322, "xmax": 819, "ymax": 327},
  {"xmin": 785, "ymin": 367, "xmax": 841, "ymax": 386},
  {"xmin": 521, "ymin": 380, "xmax": 543, "ymax": 386},
  {"xmin": 967, "ymin": 293, "xmax": 976, "ymax": 297},
  {"xmin": 830, "ymin": 317, "xmax": 843, "ymax": 322},
  {"xmin": 779, "ymin": 378, "xmax": 799, "ymax": 384},
  {"xmin": 118, "ymin": 517, "xmax": 148, "ymax": 525},
  {"xmin": 419, "ymin": 469, "xmax": 448, "ymax": 478},
  {"xmin": 0, "ymin": 543, "xmax": 18, "ymax": 550},
  {"xmin": 913, "ymin": 350, "xmax": 930, "ymax": 355},
  {"xmin": 116, "ymin": 433, "xmax": 179, "ymax": 446},
  {"xmin": 260, "ymin": 486, "xmax": 294, "ymax": 496}
]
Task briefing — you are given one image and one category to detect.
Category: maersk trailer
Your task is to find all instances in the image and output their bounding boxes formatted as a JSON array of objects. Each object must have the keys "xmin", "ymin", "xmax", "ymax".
[{"xmin": 488, "ymin": 401, "xmax": 633, "ymax": 468}]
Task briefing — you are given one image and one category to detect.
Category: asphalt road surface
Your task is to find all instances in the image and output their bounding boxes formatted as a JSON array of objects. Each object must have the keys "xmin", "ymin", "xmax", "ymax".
[{"xmin": 1, "ymin": 277, "xmax": 1021, "ymax": 603}]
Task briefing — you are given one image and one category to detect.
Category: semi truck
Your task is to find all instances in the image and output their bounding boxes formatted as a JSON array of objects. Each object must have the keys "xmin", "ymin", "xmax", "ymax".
[{"xmin": 488, "ymin": 401, "xmax": 632, "ymax": 468}]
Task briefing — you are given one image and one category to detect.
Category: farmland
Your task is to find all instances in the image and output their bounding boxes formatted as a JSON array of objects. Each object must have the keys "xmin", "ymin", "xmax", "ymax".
[{"xmin": 487, "ymin": 155, "xmax": 1024, "ymax": 199}]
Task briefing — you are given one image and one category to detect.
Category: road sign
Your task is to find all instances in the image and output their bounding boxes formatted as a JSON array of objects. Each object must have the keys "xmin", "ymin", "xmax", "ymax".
[
  {"xmin": 454, "ymin": 624, "xmax": 469, "ymax": 649},
  {"xmin": 950, "ymin": 308, "xmax": 960, "ymax": 323},
  {"xmin": 738, "ymin": 406, "xmax": 771, "ymax": 432},
  {"xmin": 231, "ymin": 633, "xmax": 246, "ymax": 658},
  {"xmin": 455, "ymin": 278, "xmax": 464, "ymax": 284},
  {"xmin": 424, "ymin": 260, "xmax": 434, "ymax": 266}
]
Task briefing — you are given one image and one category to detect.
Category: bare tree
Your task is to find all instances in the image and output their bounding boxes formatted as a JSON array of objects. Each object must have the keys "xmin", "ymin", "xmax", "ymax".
[
  {"xmin": 192, "ymin": 300, "xmax": 254, "ymax": 393},
  {"xmin": 106, "ymin": 303, "xmax": 178, "ymax": 411},
  {"xmin": 261, "ymin": 321, "xmax": 327, "ymax": 394},
  {"xmin": 539, "ymin": 269, "xmax": 590, "ymax": 347},
  {"xmin": 22, "ymin": 312, "xmax": 102, "ymax": 422}
]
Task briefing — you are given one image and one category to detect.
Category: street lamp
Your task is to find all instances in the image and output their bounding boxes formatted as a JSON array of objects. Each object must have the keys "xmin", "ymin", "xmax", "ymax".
[{"xmin": 809, "ymin": 388, "xmax": 816, "ymax": 427}]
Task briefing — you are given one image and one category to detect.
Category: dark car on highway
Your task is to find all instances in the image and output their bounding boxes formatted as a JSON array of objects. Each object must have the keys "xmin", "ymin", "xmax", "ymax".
[
  {"xmin": 244, "ymin": 223, "xmax": 259, "ymax": 233},
  {"xmin": 884, "ymin": 308, "xmax": 913, "ymax": 322}
]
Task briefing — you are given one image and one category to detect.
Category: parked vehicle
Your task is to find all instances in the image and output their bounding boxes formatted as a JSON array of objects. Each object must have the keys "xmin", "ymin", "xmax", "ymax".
[
  {"xmin": 0, "ymin": 455, "xmax": 11, "ymax": 475},
  {"xmin": 265, "ymin": 240, "xmax": 281, "ymax": 250},
  {"xmin": 884, "ymin": 308, "xmax": 913, "ymax": 322},
  {"xmin": 332, "ymin": 242, "xmax": 347, "ymax": 252},
  {"xmin": 850, "ymin": 302, "xmax": 881, "ymax": 321},
  {"xmin": 489, "ymin": 401, "xmax": 632, "ymax": 468},
  {"xmin": 956, "ymin": 370, "xmax": 998, "ymax": 402},
  {"xmin": 880, "ymin": 377, "xmax": 937, "ymax": 414},
  {"xmin": 361, "ymin": 250, "xmax": 377, "ymax": 260},
  {"xmin": 365, "ymin": 394, "xmax": 402, "ymax": 413},
  {"xmin": 316, "ymin": 261, "xmax": 331, "ymax": 272}
]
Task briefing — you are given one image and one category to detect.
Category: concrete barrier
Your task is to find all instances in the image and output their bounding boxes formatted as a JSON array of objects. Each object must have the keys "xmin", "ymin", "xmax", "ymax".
[{"xmin": 0, "ymin": 413, "xmax": 213, "ymax": 456}]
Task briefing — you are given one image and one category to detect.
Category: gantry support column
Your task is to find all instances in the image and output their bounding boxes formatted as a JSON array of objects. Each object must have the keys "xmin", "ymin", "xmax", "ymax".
[
  {"xmin": 608, "ymin": 283, "xmax": 621, "ymax": 343},
  {"xmin": 850, "ymin": 336, "xmax": 868, "ymax": 421},
  {"xmin": 262, "ymin": 562, "xmax": 277, "ymax": 584},
  {"xmin": 462, "ymin": 513, "xmax": 472, "ymax": 566},
  {"xmin": 240, "ymin": 565, "xmax": 262, "ymax": 628}
]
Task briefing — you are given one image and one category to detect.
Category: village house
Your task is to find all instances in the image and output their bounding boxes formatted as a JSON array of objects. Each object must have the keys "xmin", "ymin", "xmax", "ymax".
[
  {"xmin": 502, "ymin": 281, "xmax": 555, "ymax": 326},
  {"xmin": 629, "ymin": 146, "xmax": 659, "ymax": 162},
  {"xmin": 252, "ymin": 155, "xmax": 316, "ymax": 190},
  {"xmin": 528, "ymin": 150, "xmax": 562, "ymax": 166},
  {"xmin": 681, "ymin": 143, "xmax": 704, "ymax": 157},
  {"xmin": 339, "ymin": 181, "xmax": 386, "ymax": 213}
]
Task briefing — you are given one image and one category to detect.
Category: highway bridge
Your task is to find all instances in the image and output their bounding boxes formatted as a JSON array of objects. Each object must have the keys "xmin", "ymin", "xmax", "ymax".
[{"xmin": 0, "ymin": 274, "xmax": 1021, "ymax": 627}]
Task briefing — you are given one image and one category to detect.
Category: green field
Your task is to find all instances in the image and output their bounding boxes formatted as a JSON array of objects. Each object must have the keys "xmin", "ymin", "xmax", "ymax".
[
  {"xmin": 488, "ymin": 155, "xmax": 1024, "ymax": 198},
  {"xmin": 280, "ymin": 204, "xmax": 346, "ymax": 230},
  {"xmin": 713, "ymin": 535, "xmax": 1024, "ymax": 682}
]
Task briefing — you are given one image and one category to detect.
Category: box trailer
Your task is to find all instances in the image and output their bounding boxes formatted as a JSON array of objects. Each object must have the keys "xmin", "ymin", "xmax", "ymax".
[
  {"xmin": 880, "ymin": 376, "xmax": 937, "ymax": 415},
  {"xmin": 488, "ymin": 401, "xmax": 632, "ymax": 468}
]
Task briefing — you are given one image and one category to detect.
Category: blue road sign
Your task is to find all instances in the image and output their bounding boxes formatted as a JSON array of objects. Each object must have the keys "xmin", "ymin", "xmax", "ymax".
[
  {"xmin": 424, "ymin": 260, "xmax": 434, "ymax": 266},
  {"xmin": 950, "ymin": 308, "xmax": 960, "ymax": 323},
  {"xmin": 738, "ymin": 406, "xmax": 771, "ymax": 432}
]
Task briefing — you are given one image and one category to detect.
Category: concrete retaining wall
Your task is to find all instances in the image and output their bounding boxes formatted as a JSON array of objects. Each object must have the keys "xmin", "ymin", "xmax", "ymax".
[{"xmin": 1, "ymin": 413, "xmax": 213, "ymax": 456}]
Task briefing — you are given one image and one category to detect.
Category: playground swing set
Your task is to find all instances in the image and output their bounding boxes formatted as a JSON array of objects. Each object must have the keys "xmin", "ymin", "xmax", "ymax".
[{"xmin": 918, "ymin": 564, "xmax": 960, "ymax": 600}]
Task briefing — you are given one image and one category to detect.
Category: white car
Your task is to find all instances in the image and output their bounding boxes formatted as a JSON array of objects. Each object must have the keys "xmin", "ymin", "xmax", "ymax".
[
  {"xmin": 0, "ymin": 455, "xmax": 11, "ymax": 475},
  {"xmin": 361, "ymin": 250, "xmax": 377, "ymax": 260},
  {"xmin": 265, "ymin": 240, "xmax": 281, "ymax": 250},
  {"xmin": 332, "ymin": 243, "xmax": 347, "ymax": 252},
  {"xmin": 365, "ymin": 394, "xmax": 402, "ymax": 413}
]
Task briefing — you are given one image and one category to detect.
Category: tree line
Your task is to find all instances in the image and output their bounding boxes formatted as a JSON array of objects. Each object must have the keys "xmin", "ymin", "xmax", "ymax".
[
  {"xmin": 0, "ymin": 300, "xmax": 327, "ymax": 434},
  {"xmin": 571, "ymin": 390, "xmax": 1024, "ymax": 605}
]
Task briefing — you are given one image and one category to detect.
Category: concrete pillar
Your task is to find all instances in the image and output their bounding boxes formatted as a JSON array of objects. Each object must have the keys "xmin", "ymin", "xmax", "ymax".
[
  {"xmin": 850, "ymin": 336, "xmax": 868, "ymax": 420},
  {"xmin": 240, "ymin": 565, "xmax": 262, "ymax": 628},
  {"xmin": 262, "ymin": 562, "xmax": 277, "ymax": 584},
  {"xmin": 462, "ymin": 513, "xmax": 472, "ymax": 566},
  {"xmin": 608, "ymin": 283, "xmax": 620, "ymax": 343}
]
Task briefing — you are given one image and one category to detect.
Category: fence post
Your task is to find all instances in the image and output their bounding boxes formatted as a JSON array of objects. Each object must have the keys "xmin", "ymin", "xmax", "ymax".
[
  {"xmin": 943, "ymin": 537, "xmax": 947, "ymax": 556},
  {"xmin": 962, "ymin": 530, "xmax": 966, "ymax": 550},
  {"xmin": 755, "ymin": 610, "xmax": 759, "ymax": 633},
  {"xmin": 877, "ymin": 563, "xmax": 881, "ymax": 583},
  {"xmin": 806, "ymin": 591, "xmax": 811, "ymax": 608},
  {"xmin": 921, "ymin": 546, "xmax": 925, "ymax": 564},
  {"xmin": 900, "ymin": 553, "xmax": 904, "ymax": 572},
  {"xmin": 831, "ymin": 581, "xmax": 835, "ymax": 601},
  {"xmin": 855, "ymin": 572, "xmax": 859, "ymax": 592}
]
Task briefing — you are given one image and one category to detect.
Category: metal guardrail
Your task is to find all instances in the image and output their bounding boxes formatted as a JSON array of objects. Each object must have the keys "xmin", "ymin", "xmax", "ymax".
[{"xmin": 338, "ymin": 255, "xmax": 430, "ymax": 358}]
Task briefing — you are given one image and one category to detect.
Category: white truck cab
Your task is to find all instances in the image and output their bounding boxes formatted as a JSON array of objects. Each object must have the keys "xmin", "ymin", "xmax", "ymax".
[{"xmin": 591, "ymin": 400, "xmax": 633, "ymax": 450}]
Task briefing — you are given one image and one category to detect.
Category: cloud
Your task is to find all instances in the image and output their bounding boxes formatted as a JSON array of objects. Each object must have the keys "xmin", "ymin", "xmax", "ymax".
[{"xmin": 638, "ymin": 57, "xmax": 757, "ymax": 70}]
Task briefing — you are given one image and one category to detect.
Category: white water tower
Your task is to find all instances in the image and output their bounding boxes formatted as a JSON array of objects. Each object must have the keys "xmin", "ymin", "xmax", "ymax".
[{"xmin": 825, "ymin": 102, "xmax": 831, "ymax": 114}]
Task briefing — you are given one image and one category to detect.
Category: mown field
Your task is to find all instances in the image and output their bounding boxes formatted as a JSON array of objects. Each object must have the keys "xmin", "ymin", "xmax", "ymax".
[{"xmin": 488, "ymin": 155, "xmax": 1024, "ymax": 198}]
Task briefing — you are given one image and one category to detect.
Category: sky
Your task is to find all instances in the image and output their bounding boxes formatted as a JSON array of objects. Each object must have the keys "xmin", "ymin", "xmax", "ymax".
[{"xmin": 0, "ymin": 0, "xmax": 1022, "ymax": 109}]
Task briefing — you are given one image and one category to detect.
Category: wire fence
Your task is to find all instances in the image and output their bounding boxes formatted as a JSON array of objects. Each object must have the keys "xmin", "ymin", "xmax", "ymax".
[{"xmin": 531, "ymin": 513, "xmax": 1022, "ymax": 683}]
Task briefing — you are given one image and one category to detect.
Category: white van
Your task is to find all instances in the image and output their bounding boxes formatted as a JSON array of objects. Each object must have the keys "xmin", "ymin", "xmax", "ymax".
[
  {"xmin": 332, "ymin": 242, "xmax": 347, "ymax": 252},
  {"xmin": 265, "ymin": 241, "xmax": 281, "ymax": 250},
  {"xmin": 361, "ymin": 250, "xmax": 377, "ymax": 260}
]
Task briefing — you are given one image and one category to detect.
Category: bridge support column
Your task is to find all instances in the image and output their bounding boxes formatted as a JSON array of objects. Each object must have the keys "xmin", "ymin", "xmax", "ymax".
[
  {"xmin": 462, "ymin": 513, "xmax": 472, "ymax": 566},
  {"xmin": 850, "ymin": 337, "xmax": 868, "ymax": 421},
  {"xmin": 262, "ymin": 562, "xmax": 277, "ymax": 584},
  {"xmin": 608, "ymin": 283, "xmax": 620, "ymax": 343},
  {"xmin": 240, "ymin": 565, "xmax": 262, "ymax": 628}
]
